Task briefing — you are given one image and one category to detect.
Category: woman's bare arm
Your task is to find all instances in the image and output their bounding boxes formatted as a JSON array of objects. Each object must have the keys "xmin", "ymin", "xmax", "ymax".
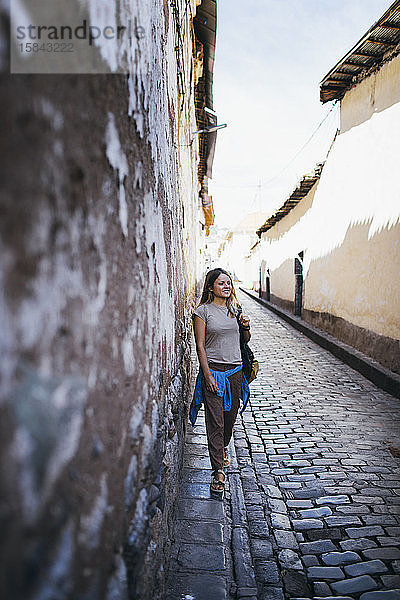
[
  {"xmin": 193, "ymin": 315, "xmax": 219, "ymax": 393},
  {"xmin": 239, "ymin": 314, "xmax": 251, "ymax": 343}
]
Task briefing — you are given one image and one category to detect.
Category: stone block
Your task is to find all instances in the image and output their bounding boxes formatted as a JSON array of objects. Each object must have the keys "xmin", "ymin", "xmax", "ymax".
[
  {"xmin": 268, "ymin": 498, "xmax": 288, "ymax": 513},
  {"xmin": 316, "ymin": 495, "xmax": 350, "ymax": 505},
  {"xmin": 176, "ymin": 543, "xmax": 225, "ymax": 571},
  {"xmin": 274, "ymin": 529, "xmax": 298, "ymax": 550},
  {"xmin": 248, "ymin": 518, "xmax": 270, "ymax": 538},
  {"xmin": 183, "ymin": 468, "xmax": 214, "ymax": 483},
  {"xmin": 185, "ymin": 442, "xmax": 209, "ymax": 455},
  {"xmin": 307, "ymin": 528, "xmax": 343, "ymax": 541},
  {"xmin": 293, "ymin": 518, "xmax": 324, "ymax": 530},
  {"xmin": 302, "ymin": 554, "xmax": 320, "ymax": 567},
  {"xmin": 180, "ymin": 482, "xmax": 214, "ymax": 499},
  {"xmin": 360, "ymin": 592, "xmax": 400, "ymax": 600},
  {"xmin": 183, "ymin": 454, "xmax": 212, "ymax": 469},
  {"xmin": 344, "ymin": 559, "xmax": 388, "ymax": 577},
  {"xmin": 313, "ymin": 582, "xmax": 333, "ymax": 596},
  {"xmin": 331, "ymin": 575, "xmax": 378, "ymax": 595},
  {"xmin": 352, "ymin": 495, "xmax": 384, "ymax": 504},
  {"xmin": 271, "ymin": 513, "xmax": 291, "ymax": 530},
  {"xmin": 250, "ymin": 538, "xmax": 274, "ymax": 559},
  {"xmin": 292, "ymin": 487, "xmax": 326, "ymax": 499},
  {"xmin": 287, "ymin": 500, "xmax": 313, "ymax": 509},
  {"xmin": 345, "ymin": 525, "xmax": 385, "ymax": 539},
  {"xmin": 237, "ymin": 589, "xmax": 257, "ymax": 600},
  {"xmin": 288, "ymin": 474, "xmax": 317, "ymax": 482},
  {"xmin": 175, "ymin": 519, "xmax": 223, "ymax": 544},
  {"xmin": 307, "ymin": 566, "xmax": 345, "ymax": 580},
  {"xmin": 325, "ymin": 515, "xmax": 362, "ymax": 527},
  {"xmin": 254, "ymin": 560, "xmax": 280, "ymax": 584},
  {"xmin": 259, "ymin": 586, "xmax": 285, "ymax": 600},
  {"xmin": 380, "ymin": 576, "xmax": 400, "ymax": 587},
  {"xmin": 299, "ymin": 467, "xmax": 327, "ymax": 474},
  {"xmin": 300, "ymin": 540, "xmax": 338, "ymax": 554},
  {"xmin": 340, "ymin": 538, "xmax": 378, "ymax": 551},
  {"xmin": 272, "ymin": 468, "xmax": 294, "ymax": 475},
  {"xmin": 336, "ymin": 505, "xmax": 370, "ymax": 514},
  {"xmin": 233, "ymin": 527, "xmax": 257, "ymax": 591},
  {"xmin": 377, "ymin": 536, "xmax": 400, "ymax": 546},
  {"xmin": 283, "ymin": 460, "xmax": 311, "ymax": 467},
  {"xmin": 278, "ymin": 549, "xmax": 303, "ymax": 570},
  {"xmin": 282, "ymin": 569, "xmax": 312, "ymax": 597},
  {"xmin": 178, "ymin": 498, "xmax": 224, "ymax": 521},
  {"xmin": 363, "ymin": 515, "xmax": 398, "ymax": 526},
  {"xmin": 299, "ymin": 507, "xmax": 333, "ymax": 518},
  {"xmin": 321, "ymin": 551, "xmax": 361, "ymax": 566},
  {"xmin": 246, "ymin": 509, "xmax": 265, "ymax": 522},
  {"xmin": 244, "ymin": 491, "xmax": 265, "ymax": 505},
  {"xmin": 362, "ymin": 547, "xmax": 400, "ymax": 561},
  {"xmin": 280, "ymin": 482, "xmax": 302, "ymax": 490},
  {"xmin": 264, "ymin": 484, "xmax": 283, "ymax": 499},
  {"xmin": 166, "ymin": 574, "xmax": 226, "ymax": 600}
]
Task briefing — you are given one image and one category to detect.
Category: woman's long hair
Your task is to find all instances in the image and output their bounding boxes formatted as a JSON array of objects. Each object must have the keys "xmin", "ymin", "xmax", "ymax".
[{"xmin": 198, "ymin": 268, "xmax": 238, "ymax": 317}]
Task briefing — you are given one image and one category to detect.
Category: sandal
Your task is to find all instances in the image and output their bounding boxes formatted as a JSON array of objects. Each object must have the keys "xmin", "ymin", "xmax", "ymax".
[
  {"xmin": 223, "ymin": 448, "xmax": 230, "ymax": 468},
  {"xmin": 210, "ymin": 469, "xmax": 225, "ymax": 495}
]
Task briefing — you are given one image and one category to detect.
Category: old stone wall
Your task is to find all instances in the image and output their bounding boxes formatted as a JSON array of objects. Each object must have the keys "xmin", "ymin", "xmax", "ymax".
[{"xmin": 0, "ymin": 1, "xmax": 203, "ymax": 599}]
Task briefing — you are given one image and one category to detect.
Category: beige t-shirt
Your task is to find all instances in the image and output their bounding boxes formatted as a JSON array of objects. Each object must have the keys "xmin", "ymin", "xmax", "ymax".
[{"xmin": 193, "ymin": 302, "xmax": 241, "ymax": 365}]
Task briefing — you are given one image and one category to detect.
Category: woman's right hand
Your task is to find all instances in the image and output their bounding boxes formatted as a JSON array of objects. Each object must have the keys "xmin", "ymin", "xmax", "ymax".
[{"xmin": 205, "ymin": 374, "xmax": 219, "ymax": 394}]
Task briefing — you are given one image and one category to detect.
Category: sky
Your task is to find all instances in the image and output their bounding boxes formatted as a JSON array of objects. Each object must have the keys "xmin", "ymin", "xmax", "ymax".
[{"xmin": 209, "ymin": 0, "xmax": 393, "ymax": 229}]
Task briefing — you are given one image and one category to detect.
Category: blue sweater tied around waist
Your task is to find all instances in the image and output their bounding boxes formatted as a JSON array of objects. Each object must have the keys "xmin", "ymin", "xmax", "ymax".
[{"xmin": 189, "ymin": 365, "xmax": 250, "ymax": 426}]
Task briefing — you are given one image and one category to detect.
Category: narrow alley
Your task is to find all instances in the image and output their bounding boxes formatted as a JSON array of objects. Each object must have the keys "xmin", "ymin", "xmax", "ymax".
[{"xmin": 167, "ymin": 291, "xmax": 400, "ymax": 600}]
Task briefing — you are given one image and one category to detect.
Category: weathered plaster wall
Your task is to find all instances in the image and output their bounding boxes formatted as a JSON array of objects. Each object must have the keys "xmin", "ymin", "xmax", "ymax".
[
  {"xmin": 259, "ymin": 186, "xmax": 316, "ymax": 303},
  {"xmin": 257, "ymin": 94, "xmax": 400, "ymax": 373},
  {"xmin": 340, "ymin": 52, "xmax": 400, "ymax": 133},
  {"xmin": 0, "ymin": 1, "xmax": 203, "ymax": 599},
  {"xmin": 269, "ymin": 260, "xmax": 294, "ymax": 305},
  {"xmin": 265, "ymin": 187, "xmax": 316, "ymax": 241},
  {"xmin": 304, "ymin": 221, "xmax": 400, "ymax": 373}
]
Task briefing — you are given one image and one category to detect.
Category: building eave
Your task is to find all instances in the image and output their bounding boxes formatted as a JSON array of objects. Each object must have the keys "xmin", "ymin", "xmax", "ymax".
[
  {"xmin": 320, "ymin": 0, "xmax": 400, "ymax": 103},
  {"xmin": 256, "ymin": 163, "xmax": 324, "ymax": 237},
  {"xmin": 194, "ymin": 0, "xmax": 217, "ymax": 180}
]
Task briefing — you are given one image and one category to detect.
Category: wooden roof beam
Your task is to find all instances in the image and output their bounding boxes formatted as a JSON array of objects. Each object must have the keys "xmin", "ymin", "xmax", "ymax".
[
  {"xmin": 342, "ymin": 60, "xmax": 365, "ymax": 66},
  {"xmin": 322, "ymin": 79, "xmax": 349, "ymax": 86},
  {"xmin": 366, "ymin": 38, "xmax": 398, "ymax": 46},
  {"xmin": 377, "ymin": 23, "xmax": 400, "ymax": 30},
  {"xmin": 335, "ymin": 68, "xmax": 357, "ymax": 74},
  {"xmin": 320, "ymin": 2, "xmax": 400, "ymax": 98},
  {"xmin": 326, "ymin": 73, "xmax": 353, "ymax": 79},
  {"xmin": 352, "ymin": 51, "xmax": 377, "ymax": 58}
]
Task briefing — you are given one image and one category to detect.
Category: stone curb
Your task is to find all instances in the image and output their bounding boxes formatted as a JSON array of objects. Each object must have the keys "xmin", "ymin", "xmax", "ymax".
[
  {"xmin": 228, "ymin": 438, "xmax": 257, "ymax": 598},
  {"xmin": 240, "ymin": 287, "xmax": 400, "ymax": 400}
]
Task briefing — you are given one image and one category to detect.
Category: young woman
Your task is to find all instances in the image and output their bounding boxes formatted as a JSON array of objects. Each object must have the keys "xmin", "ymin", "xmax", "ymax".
[{"xmin": 190, "ymin": 268, "xmax": 251, "ymax": 494}]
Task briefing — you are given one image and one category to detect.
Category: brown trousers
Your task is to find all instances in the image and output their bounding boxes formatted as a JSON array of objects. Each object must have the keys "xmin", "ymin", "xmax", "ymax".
[{"xmin": 202, "ymin": 361, "xmax": 243, "ymax": 473}]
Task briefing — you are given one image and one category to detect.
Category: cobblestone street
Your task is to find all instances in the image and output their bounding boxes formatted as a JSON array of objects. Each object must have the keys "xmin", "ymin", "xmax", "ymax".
[{"xmin": 166, "ymin": 291, "xmax": 400, "ymax": 600}]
